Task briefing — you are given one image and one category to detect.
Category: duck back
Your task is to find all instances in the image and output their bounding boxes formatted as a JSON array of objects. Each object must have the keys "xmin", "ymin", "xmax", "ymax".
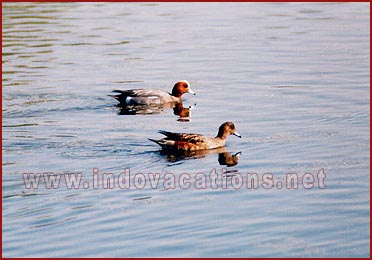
[{"xmin": 111, "ymin": 89, "xmax": 177, "ymax": 106}]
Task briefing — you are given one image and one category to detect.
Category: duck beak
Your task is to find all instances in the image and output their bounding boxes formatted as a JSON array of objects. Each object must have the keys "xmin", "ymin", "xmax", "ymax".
[
  {"xmin": 188, "ymin": 88, "xmax": 196, "ymax": 95},
  {"xmin": 233, "ymin": 132, "xmax": 241, "ymax": 138}
]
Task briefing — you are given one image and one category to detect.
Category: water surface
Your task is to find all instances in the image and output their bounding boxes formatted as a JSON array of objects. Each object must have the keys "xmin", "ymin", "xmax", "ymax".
[{"xmin": 2, "ymin": 2, "xmax": 370, "ymax": 257}]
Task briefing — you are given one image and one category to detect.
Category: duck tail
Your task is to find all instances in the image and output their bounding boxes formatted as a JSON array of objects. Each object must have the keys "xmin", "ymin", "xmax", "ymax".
[
  {"xmin": 148, "ymin": 138, "xmax": 159, "ymax": 144},
  {"xmin": 158, "ymin": 130, "xmax": 171, "ymax": 136},
  {"xmin": 108, "ymin": 94, "xmax": 119, "ymax": 100},
  {"xmin": 148, "ymin": 138, "xmax": 174, "ymax": 148},
  {"xmin": 148, "ymin": 138, "xmax": 166, "ymax": 147}
]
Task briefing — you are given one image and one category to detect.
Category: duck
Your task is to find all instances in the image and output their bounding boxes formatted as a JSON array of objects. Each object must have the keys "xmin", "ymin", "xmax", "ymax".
[
  {"xmin": 110, "ymin": 80, "xmax": 195, "ymax": 106},
  {"xmin": 149, "ymin": 122, "xmax": 241, "ymax": 151}
]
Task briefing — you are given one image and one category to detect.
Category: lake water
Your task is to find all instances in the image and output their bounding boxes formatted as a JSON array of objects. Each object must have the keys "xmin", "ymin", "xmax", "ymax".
[{"xmin": 2, "ymin": 2, "xmax": 370, "ymax": 257}]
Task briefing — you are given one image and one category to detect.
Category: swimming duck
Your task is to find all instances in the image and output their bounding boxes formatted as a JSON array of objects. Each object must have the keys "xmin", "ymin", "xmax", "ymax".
[
  {"xmin": 110, "ymin": 80, "xmax": 195, "ymax": 106},
  {"xmin": 149, "ymin": 122, "xmax": 241, "ymax": 151}
]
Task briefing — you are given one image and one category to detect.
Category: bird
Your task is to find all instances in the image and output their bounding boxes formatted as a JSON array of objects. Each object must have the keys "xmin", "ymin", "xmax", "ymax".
[
  {"xmin": 149, "ymin": 122, "xmax": 241, "ymax": 151},
  {"xmin": 110, "ymin": 80, "xmax": 195, "ymax": 106}
]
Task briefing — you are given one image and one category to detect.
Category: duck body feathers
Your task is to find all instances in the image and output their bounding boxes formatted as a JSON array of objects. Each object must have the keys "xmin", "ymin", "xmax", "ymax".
[
  {"xmin": 149, "ymin": 134, "xmax": 221, "ymax": 151},
  {"xmin": 111, "ymin": 89, "xmax": 179, "ymax": 106}
]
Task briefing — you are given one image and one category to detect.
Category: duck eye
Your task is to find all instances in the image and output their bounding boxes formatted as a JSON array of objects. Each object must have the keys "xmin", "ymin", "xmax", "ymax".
[{"xmin": 183, "ymin": 83, "xmax": 188, "ymax": 88}]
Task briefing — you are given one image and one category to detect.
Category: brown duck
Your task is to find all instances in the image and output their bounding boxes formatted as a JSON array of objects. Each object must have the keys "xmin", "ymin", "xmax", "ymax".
[{"xmin": 149, "ymin": 122, "xmax": 241, "ymax": 151}]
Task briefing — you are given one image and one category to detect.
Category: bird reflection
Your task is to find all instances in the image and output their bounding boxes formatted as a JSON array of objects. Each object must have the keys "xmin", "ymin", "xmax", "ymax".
[
  {"xmin": 115, "ymin": 101, "xmax": 195, "ymax": 122},
  {"xmin": 173, "ymin": 102, "xmax": 195, "ymax": 122},
  {"xmin": 159, "ymin": 147, "xmax": 241, "ymax": 167},
  {"xmin": 218, "ymin": 151, "xmax": 241, "ymax": 167}
]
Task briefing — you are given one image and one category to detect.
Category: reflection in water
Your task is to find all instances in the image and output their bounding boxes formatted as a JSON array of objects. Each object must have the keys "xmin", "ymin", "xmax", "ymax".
[
  {"xmin": 115, "ymin": 101, "xmax": 195, "ymax": 121},
  {"xmin": 218, "ymin": 151, "xmax": 241, "ymax": 167},
  {"xmin": 174, "ymin": 102, "xmax": 195, "ymax": 122},
  {"xmin": 2, "ymin": 2, "xmax": 75, "ymax": 87},
  {"xmin": 159, "ymin": 146, "xmax": 241, "ymax": 166}
]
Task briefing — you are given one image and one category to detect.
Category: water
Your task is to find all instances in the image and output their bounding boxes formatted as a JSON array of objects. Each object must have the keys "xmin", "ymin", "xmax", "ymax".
[{"xmin": 2, "ymin": 2, "xmax": 370, "ymax": 257}]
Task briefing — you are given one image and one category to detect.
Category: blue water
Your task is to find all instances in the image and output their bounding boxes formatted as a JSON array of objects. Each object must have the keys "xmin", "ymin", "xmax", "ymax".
[{"xmin": 2, "ymin": 2, "xmax": 370, "ymax": 257}]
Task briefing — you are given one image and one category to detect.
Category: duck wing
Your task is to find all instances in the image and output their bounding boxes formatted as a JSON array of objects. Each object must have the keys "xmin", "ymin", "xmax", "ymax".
[
  {"xmin": 110, "ymin": 89, "xmax": 137, "ymax": 103},
  {"xmin": 158, "ymin": 131, "xmax": 206, "ymax": 144},
  {"xmin": 112, "ymin": 89, "xmax": 167, "ymax": 98},
  {"xmin": 111, "ymin": 89, "xmax": 170, "ymax": 105}
]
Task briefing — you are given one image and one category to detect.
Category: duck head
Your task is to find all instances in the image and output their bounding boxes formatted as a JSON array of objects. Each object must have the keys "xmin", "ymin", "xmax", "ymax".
[
  {"xmin": 171, "ymin": 80, "xmax": 196, "ymax": 98},
  {"xmin": 216, "ymin": 122, "xmax": 241, "ymax": 140}
]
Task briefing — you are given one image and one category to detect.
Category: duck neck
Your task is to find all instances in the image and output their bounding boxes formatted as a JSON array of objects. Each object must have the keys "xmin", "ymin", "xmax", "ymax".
[
  {"xmin": 216, "ymin": 131, "xmax": 228, "ymax": 140},
  {"xmin": 171, "ymin": 88, "xmax": 182, "ymax": 98}
]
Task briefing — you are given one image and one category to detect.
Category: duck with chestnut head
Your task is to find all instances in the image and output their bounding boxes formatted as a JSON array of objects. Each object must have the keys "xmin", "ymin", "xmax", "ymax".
[{"xmin": 110, "ymin": 80, "xmax": 195, "ymax": 107}]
